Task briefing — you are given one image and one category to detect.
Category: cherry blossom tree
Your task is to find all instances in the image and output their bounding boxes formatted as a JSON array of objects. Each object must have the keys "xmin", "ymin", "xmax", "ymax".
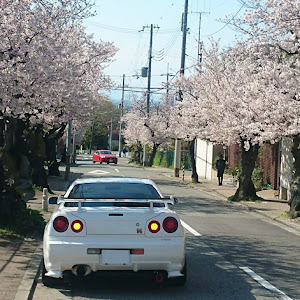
[
  {"xmin": 122, "ymin": 95, "xmax": 174, "ymax": 166},
  {"xmin": 0, "ymin": 0, "xmax": 117, "ymax": 228},
  {"xmin": 166, "ymin": 86, "xmax": 208, "ymax": 183},
  {"xmin": 178, "ymin": 38, "xmax": 300, "ymax": 203},
  {"xmin": 175, "ymin": 0, "xmax": 300, "ymax": 218},
  {"xmin": 223, "ymin": 0, "xmax": 300, "ymax": 217}
]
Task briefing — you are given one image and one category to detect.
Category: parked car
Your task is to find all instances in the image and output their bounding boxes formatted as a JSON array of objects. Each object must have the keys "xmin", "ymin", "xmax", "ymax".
[
  {"xmin": 43, "ymin": 177, "xmax": 186, "ymax": 286},
  {"xmin": 93, "ymin": 150, "xmax": 118, "ymax": 164}
]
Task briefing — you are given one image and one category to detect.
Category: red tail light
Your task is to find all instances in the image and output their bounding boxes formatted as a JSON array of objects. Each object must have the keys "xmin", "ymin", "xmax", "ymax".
[
  {"xmin": 163, "ymin": 217, "xmax": 178, "ymax": 233},
  {"xmin": 71, "ymin": 220, "xmax": 83, "ymax": 233},
  {"xmin": 148, "ymin": 220, "xmax": 160, "ymax": 233},
  {"xmin": 53, "ymin": 216, "xmax": 69, "ymax": 232},
  {"xmin": 130, "ymin": 249, "xmax": 144, "ymax": 255}
]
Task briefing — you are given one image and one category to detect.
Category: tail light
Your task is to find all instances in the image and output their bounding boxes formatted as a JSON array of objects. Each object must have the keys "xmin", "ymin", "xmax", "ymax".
[
  {"xmin": 71, "ymin": 220, "xmax": 83, "ymax": 233},
  {"xmin": 163, "ymin": 217, "xmax": 178, "ymax": 233},
  {"xmin": 53, "ymin": 216, "xmax": 69, "ymax": 232},
  {"xmin": 148, "ymin": 220, "xmax": 160, "ymax": 233},
  {"xmin": 130, "ymin": 249, "xmax": 144, "ymax": 255}
]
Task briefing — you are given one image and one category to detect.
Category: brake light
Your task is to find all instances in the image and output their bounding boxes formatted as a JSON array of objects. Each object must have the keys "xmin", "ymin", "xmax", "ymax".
[
  {"xmin": 130, "ymin": 249, "xmax": 144, "ymax": 255},
  {"xmin": 53, "ymin": 216, "xmax": 69, "ymax": 232},
  {"xmin": 148, "ymin": 220, "xmax": 160, "ymax": 233},
  {"xmin": 71, "ymin": 220, "xmax": 83, "ymax": 233},
  {"xmin": 163, "ymin": 217, "xmax": 178, "ymax": 233}
]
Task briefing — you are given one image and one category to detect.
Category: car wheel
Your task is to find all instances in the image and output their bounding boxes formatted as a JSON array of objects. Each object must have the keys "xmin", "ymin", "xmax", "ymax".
[
  {"xmin": 114, "ymin": 162, "xmax": 117, "ymax": 164},
  {"xmin": 93, "ymin": 161, "xmax": 95, "ymax": 164},
  {"xmin": 107, "ymin": 162, "xmax": 109, "ymax": 164},
  {"xmin": 100, "ymin": 162, "xmax": 103, "ymax": 164},
  {"xmin": 42, "ymin": 259, "xmax": 60, "ymax": 287},
  {"xmin": 169, "ymin": 258, "xmax": 186, "ymax": 286}
]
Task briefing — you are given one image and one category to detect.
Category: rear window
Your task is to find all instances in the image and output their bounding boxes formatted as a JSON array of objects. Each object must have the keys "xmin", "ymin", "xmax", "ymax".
[
  {"xmin": 67, "ymin": 182, "xmax": 161, "ymax": 199},
  {"xmin": 100, "ymin": 151, "xmax": 112, "ymax": 154}
]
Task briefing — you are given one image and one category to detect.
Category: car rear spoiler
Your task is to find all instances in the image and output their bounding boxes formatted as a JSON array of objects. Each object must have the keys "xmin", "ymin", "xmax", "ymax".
[{"xmin": 50, "ymin": 195, "xmax": 178, "ymax": 211}]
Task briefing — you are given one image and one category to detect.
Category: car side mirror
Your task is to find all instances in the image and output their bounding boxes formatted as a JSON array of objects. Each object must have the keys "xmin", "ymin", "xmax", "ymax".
[
  {"xmin": 164, "ymin": 195, "xmax": 178, "ymax": 204},
  {"xmin": 172, "ymin": 196, "xmax": 178, "ymax": 204},
  {"xmin": 48, "ymin": 196, "xmax": 58, "ymax": 205}
]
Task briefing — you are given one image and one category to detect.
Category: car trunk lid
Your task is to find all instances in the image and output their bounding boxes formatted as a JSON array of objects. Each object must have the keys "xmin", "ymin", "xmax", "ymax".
[{"xmin": 71, "ymin": 208, "xmax": 161, "ymax": 235}]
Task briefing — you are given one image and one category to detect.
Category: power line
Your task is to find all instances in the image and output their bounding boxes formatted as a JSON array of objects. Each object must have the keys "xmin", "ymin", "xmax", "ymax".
[
  {"xmin": 203, "ymin": 2, "xmax": 245, "ymax": 37},
  {"xmin": 87, "ymin": 21, "xmax": 178, "ymax": 34}
]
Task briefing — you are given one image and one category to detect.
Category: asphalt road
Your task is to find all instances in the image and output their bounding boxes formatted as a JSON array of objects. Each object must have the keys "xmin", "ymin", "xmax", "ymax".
[{"xmin": 31, "ymin": 156, "xmax": 300, "ymax": 300}]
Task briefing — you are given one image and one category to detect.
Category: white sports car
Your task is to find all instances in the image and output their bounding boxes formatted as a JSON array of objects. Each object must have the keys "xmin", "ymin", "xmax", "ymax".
[{"xmin": 43, "ymin": 177, "xmax": 186, "ymax": 286}]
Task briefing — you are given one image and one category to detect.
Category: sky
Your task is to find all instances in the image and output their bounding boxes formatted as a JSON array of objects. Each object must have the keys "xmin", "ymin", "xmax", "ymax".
[{"xmin": 83, "ymin": 0, "xmax": 246, "ymax": 104}]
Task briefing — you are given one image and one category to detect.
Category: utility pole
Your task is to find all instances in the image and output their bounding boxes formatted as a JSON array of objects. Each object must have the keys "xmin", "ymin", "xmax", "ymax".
[
  {"xmin": 140, "ymin": 24, "xmax": 159, "ymax": 166},
  {"xmin": 118, "ymin": 74, "xmax": 125, "ymax": 157},
  {"xmin": 109, "ymin": 117, "xmax": 113, "ymax": 150},
  {"xmin": 192, "ymin": 11, "xmax": 209, "ymax": 63},
  {"xmin": 174, "ymin": 0, "xmax": 188, "ymax": 177},
  {"xmin": 72, "ymin": 127, "xmax": 76, "ymax": 164},
  {"xmin": 89, "ymin": 120, "xmax": 94, "ymax": 154},
  {"xmin": 161, "ymin": 63, "xmax": 175, "ymax": 100},
  {"xmin": 65, "ymin": 119, "xmax": 72, "ymax": 180},
  {"xmin": 147, "ymin": 24, "xmax": 153, "ymax": 115}
]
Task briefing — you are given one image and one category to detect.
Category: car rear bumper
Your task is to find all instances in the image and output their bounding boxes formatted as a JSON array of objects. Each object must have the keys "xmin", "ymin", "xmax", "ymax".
[
  {"xmin": 100, "ymin": 158, "xmax": 117, "ymax": 163},
  {"xmin": 44, "ymin": 235, "xmax": 185, "ymax": 279}
]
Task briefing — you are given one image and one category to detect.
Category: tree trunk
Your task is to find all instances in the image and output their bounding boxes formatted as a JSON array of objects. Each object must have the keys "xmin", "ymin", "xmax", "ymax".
[
  {"xmin": 44, "ymin": 124, "xmax": 66, "ymax": 176},
  {"xmin": 232, "ymin": 141, "xmax": 260, "ymax": 201},
  {"xmin": 288, "ymin": 134, "xmax": 300, "ymax": 218},
  {"xmin": 148, "ymin": 143, "xmax": 160, "ymax": 167},
  {"xmin": 188, "ymin": 138, "xmax": 199, "ymax": 183},
  {"xmin": 0, "ymin": 117, "xmax": 26, "ymax": 226},
  {"xmin": 16, "ymin": 122, "xmax": 49, "ymax": 190}
]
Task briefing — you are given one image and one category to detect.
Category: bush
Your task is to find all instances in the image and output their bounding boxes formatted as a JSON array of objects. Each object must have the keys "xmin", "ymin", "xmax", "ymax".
[
  {"xmin": 226, "ymin": 166, "xmax": 239, "ymax": 178},
  {"xmin": 252, "ymin": 167, "xmax": 264, "ymax": 191},
  {"xmin": 153, "ymin": 150, "xmax": 174, "ymax": 169},
  {"xmin": 0, "ymin": 208, "xmax": 46, "ymax": 238}
]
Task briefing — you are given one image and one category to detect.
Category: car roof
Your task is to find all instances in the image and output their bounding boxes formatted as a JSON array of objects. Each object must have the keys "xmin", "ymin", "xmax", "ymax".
[{"xmin": 69, "ymin": 177, "xmax": 156, "ymax": 185}]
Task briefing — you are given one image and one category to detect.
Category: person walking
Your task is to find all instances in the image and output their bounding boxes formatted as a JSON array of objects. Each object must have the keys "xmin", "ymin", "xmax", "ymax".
[
  {"xmin": 122, "ymin": 147, "xmax": 127, "ymax": 157},
  {"xmin": 216, "ymin": 153, "xmax": 226, "ymax": 186}
]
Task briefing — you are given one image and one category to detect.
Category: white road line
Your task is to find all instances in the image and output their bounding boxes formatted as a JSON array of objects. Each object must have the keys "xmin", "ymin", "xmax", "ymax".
[
  {"xmin": 180, "ymin": 220, "xmax": 202, "ymax": 236},
  {"xmin": 88, "ymin": 170, "xmax": 110, "ymax": 175},
  {"xmin": 115, "ymin": 169, "xmax": 119, "ymax": 173},
  {"xmin": 240, "ymin": 267, "xmax": 293, "ymax": 300}
]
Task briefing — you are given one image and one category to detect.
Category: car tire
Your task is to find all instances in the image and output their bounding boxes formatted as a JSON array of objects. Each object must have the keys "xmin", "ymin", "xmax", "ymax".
[
  {"xmin": 93, "ymin": 161, "xmax": 95, "ymax": 164},
  {"xmin": 169, "ymin": 258, "xmax": 186, "ymax": 286},
  {"xmin": 107, "ymin": 162, "xmax": 109, "ymax": 164},
  {"xmin": 42, "ymin": 259, "xmax": 60, "ymax": 287},
  {"xmin": 100, "ymin": 162, "xmax": 102, "ymax": 164}
]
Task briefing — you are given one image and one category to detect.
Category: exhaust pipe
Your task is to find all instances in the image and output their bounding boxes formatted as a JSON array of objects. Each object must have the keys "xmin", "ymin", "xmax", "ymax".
[
  {"xmin": 72, "ymin": 265, "xmax": 92, "ymax": 277},
  {"xmin": 154, "ymin": 271, "xmax": 165, "ymax": 284}
]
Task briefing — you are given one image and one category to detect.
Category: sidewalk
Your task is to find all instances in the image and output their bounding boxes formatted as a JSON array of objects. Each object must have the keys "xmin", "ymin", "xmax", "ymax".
[
  {"xmin": 0, "ymin": 160, "xmax": 299, "ymax": 300},
  {"xmin": 0, "ymin": 171, "xmax": 75, "ymax": 300}
]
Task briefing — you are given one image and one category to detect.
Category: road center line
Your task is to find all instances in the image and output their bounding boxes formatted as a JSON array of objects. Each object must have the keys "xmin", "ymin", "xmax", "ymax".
[
  {"xmin": 180, "ymin": 220, "xmax": 202, "ymax": 236},
  {"xmin": 240, "ymin": 267, "xmax": 292, "ymax": 300}
]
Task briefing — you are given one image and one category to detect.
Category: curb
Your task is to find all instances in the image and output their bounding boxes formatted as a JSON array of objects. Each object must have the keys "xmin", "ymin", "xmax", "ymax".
[
  {"xmin": 14, "ymin": 244, "xmax": 43, "ymax": 300},
  {"xmin": 14, "ymin": 176, "xmax": 74, "ymax": 300}
]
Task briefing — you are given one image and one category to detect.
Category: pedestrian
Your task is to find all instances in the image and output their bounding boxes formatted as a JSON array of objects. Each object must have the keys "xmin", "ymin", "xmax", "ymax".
[
  {"xmin": 216, "ymin": 153, "xmax": 226, "ymax": 186},
  {"xmin": 122, "ymin": 147, "xmax": 127, "ymax": 157}
]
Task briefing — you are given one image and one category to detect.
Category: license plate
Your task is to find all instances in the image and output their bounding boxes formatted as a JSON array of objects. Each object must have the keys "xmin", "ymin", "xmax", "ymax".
[
  {"xmin": 101, "ymin": 250, "xmax": 130, "ymax": 265},
  {"xmin": 109, "ymin": 158, "xmax": 113, "ymax": 162}
]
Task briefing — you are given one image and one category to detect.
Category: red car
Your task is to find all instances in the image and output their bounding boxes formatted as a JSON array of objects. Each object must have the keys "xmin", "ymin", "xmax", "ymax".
[{"xmin": 93, "ymin": 150, "xmax": 118, "ymax": 164}]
